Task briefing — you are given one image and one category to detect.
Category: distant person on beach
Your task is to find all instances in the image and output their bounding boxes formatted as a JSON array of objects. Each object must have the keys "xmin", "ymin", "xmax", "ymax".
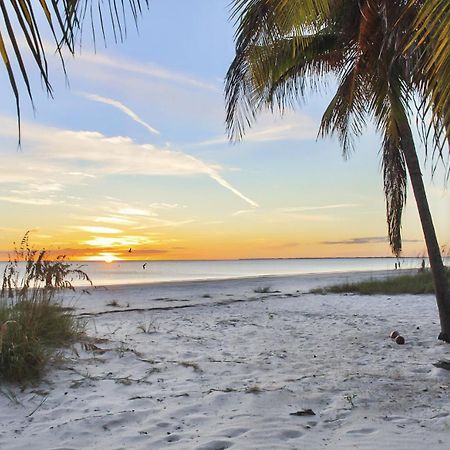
[
  {"xmin": 395, "ymin": 262, "xmax": 398, "ymax": 270},
  {"xmin": 420, "ymin": 259, "xmax": 426, "ymax": 272}
]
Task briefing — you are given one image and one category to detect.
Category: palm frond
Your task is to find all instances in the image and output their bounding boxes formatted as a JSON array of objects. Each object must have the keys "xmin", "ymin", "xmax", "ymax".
[
  {"xmin": 409, "ymin": 0, "xmax": 450, "ymax": 170},
  {"xmin": 319, "ymin": 56, "xmax": 369, "ymax": 157},
  {"xmin": 226, "ymin": 0, "xmax": 332, "ymax": 140},
  {"xmin": 0, "ymin": 0, "xmax": 149, "ymax": 143},
  {"xmin": 382, "ymin": 128, "xmax": 407, "ymax": 257}
]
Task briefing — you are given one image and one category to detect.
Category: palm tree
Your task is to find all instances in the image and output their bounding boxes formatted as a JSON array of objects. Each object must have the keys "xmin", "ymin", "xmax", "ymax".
[
  {"xmin": 225, "ymin": 0, "xmax": 450, "ymax": 341},
  {"xmin": 0, "ymin": 0, "xmax": 148, "ymax": 142}
]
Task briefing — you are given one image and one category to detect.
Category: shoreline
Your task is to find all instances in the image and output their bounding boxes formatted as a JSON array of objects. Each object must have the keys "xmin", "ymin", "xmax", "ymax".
[{"xmin": 84, "ymin": 267, "xmax": 417, "ymax": 290}]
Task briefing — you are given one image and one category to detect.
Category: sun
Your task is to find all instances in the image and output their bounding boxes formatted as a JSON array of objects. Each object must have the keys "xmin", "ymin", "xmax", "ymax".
[
  {"xmin": 93, "ymin": 252, "xmax": 119, "ymax": 263},
  {"xmin": 103, "ymin": 253, "xmax": 116, "ymax": 263}
]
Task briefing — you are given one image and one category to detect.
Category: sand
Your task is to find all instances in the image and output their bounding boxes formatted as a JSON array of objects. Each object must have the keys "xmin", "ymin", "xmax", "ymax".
[{"xmin": 1, "ymin": 271, "xmax": 449, "ymax": 449}]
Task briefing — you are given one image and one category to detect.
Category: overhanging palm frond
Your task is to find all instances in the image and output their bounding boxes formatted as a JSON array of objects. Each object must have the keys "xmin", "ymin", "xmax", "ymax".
[
  {"xmin": 409, "ymin": 0, "xmax": 450, "ymax": 169},
  {"xmin": 382, "ymin": 130, "xmax": 407, "ymax": 256},
  {"xmin": 0, "ymin": 0, "xmax": 148, "ymax": 143},
  {"xmin": 319, "ymin": 58, "xmax": 369, "ymax": 158},
  {"xmin": 412, "ymin": 0, "xmax": 450, "ymax": 120},
  {"xmin": 226, "ymin": 0, "xmax": 333, "ymax": 140}
]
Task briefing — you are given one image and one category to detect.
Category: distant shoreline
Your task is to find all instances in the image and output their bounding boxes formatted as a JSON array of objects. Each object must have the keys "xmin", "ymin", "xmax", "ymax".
[{"xmin": 0, "ymin": 256, "xmax": 435, "ymax": 263}]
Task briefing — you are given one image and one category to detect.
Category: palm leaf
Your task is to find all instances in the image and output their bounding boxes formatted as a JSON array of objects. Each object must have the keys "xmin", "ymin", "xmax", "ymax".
[
  {"xmin": 226, "ymin": 0, "xmax": 332, "ymax": 140},
  {"xmin": 0, "ymin": 0, "xmax": 149, "ymax": 142}
]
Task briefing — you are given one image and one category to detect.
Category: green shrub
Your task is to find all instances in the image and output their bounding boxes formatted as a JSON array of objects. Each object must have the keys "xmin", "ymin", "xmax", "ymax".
[{"xmin": 0, "ymin": 233, "xmax": 90, "ymax": 384}]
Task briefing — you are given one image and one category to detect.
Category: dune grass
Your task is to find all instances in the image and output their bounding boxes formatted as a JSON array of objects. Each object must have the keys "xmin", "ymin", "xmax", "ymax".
[
  {"xmin": 311, "ymin": 269, "xmax": 449, "ymax": 295},
  {"xmin": 0, "ymin": 294, "xmax": 84, "ymax": 383},
  {"xmin": 0, "ymin": 233, "xmax": 90, "ymax": 384}
]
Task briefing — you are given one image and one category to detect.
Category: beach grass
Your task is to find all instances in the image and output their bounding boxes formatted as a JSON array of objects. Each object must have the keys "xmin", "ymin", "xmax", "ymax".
[
  {"xmin": 311, "ymin": 269, "xmax": 450, "ymax": 295},
  {"xmin": 0, "ymin": 233, "xmax": 89, "ymax": 384},
  {"xmin": 0, "ymin": 294, "xmax": 84, "ymax": 383}
]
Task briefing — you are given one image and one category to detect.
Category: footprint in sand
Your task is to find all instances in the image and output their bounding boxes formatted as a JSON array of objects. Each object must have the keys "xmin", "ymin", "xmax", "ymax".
[
  {"xmin": 279, "ymin": 429, "xmax": 303, "ymax": 439},
  {"xmin": 195, "ymin": 440, "xmax": 233, "ymax": 450},
  {"xmin": 345, "ymin": 427, "xmax": 377, "ymax": 435},
  {"xmin": 220, "ymin": 427, "xmax": 249, "ymax": 438},
  {"xmin": 166, "ymin": 433, "xmax": 181, "ymax": 443}
]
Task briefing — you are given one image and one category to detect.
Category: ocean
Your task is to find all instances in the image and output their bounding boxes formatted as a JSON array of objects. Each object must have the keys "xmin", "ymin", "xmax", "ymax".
[{"xmin": 0, "ymin": 257, "xmax": 436, "ymax": 287}]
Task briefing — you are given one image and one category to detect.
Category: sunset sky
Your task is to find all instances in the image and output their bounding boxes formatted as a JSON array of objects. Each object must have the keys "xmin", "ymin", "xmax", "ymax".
[{"xmin": 0, "ymin": 0, "xmax": 448, "ymax": 262}]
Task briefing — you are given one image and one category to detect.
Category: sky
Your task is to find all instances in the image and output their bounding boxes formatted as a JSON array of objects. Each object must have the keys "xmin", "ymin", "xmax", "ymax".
[{"xmin": 0, "ymin": 0, "xmax": 448, "ymax": 262}]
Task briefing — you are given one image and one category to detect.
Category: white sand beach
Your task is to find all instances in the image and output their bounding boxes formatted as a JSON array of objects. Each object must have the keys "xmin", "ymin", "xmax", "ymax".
[{"xmin": 1, "ymin": 271, "xmax": 449, "ymax": 449}]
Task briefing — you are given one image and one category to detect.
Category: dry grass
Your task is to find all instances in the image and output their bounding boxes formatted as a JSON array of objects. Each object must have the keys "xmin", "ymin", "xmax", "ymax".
[
  {"xmin": 0, "ymin": 233, "xmax": 89, "ymax": 384},
  {"xmin": 311, "ymin": 269, "xmax": 449, "ymax": 295}
]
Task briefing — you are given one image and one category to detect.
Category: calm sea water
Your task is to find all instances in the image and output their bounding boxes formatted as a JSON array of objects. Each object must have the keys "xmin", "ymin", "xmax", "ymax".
[{"xmin": 0, "ymin": 257, "xmax": 438, "ymax": 287}]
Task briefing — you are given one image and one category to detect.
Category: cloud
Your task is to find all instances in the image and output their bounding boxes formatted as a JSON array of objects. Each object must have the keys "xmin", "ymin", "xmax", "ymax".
[
  {"xmin": 323, "ymin": 236, "xmax": 387, "ymax": 245},
  {"xmin": 277, "ymin": 204, "xmax": 358, "ymax": 214},
  {"xmin": 0, "ymin": 195, "xmax": 59, "ymax": 206},
  {"xmin": 83, "ymin": 235, "xmax": 156, "ymax": 248},
  {"xmin": 94, "ymin": 216, "xmax": 136, "ymax": 225},
  {"xmin": 82, "ymin": 93, "xmax": 160, "ymax": 135},
  {"xmin": 323, "ymin": 236, "xmax": 423, "ymax": 245},
  {"xmin": 64, "ymin": 172, "xmax": 96, "ymax": 178},
  {"xmin": 148, "ymin": 202, "xmax": 184, "ymax": 209},
  {"xmin": 70, "ymin": 49, "xmax": 218, "ymax": 91},
  {"xmin": 0, "ymin": 116, "xmax": 258, "ymax": 208},
  {"xmin": 232, "ymin": 209, "xmax": 257, "ymax": 217},
  {"xmin": 74, "ymin": 226, "xmax": 123, "ymax": 234},
  {"xmin": 79, "ymin": 94, "xmax": 259, "ymax": 208},
  {"xmin": 144, "ymin": 218, "xmax": 195, "ymax": 228},
  {"xmin": 192, "ymin": 111, "xmax": 318, "ymax": 147},
  {"xmin": 117, "ymin": 207, "xmax": 154, "ymax": 217}
]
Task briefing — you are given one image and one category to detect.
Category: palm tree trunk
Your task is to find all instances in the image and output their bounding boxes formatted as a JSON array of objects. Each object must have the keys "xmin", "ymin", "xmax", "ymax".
[{"xmin": 398, "ymin": 119, "xmax": 450, "ymax": 342}]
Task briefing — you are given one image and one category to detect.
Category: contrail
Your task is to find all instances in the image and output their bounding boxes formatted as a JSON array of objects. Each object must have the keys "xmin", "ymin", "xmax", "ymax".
[
  {"xmin": 208, "ymin": 172, "xmax": 259, "ymax": 208},
  {"xmin": 185, "ymin": 155, "xmax": 259, "ymax": 208},
  {"xmin": 83, "ymin": 93, "xmax": 160, "ymax": 135},
  {"xmin": 83, "ymin": 94, "xmax": 258, "ymax": 207}
]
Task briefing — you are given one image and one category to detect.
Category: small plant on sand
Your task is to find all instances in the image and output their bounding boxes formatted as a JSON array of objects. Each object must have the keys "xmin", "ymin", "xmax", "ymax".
[
  {"xmin": 245, "ymin": 385, "xmax": 262, "ymax": 394},
  {"xmin": 106, "ymin": 299, "xmax": 122, "ymax": 307},
  {"xmin": 137, "ymin": 320, "xmax": 158, "ymax": 334},
  {"xmin": 0, "ymin": 233, "xmax": 91, "ymax": 384},
  {"xmin": 179, "ymin": 361, "xmax": 201, "ymax": 372},
  {"xmin": 344, "ymin": 393, "xmax": 357, "ymax": 408},
  {"xmin": 254, "ymin": 286, "xmax": 272, "ymax": 294}
]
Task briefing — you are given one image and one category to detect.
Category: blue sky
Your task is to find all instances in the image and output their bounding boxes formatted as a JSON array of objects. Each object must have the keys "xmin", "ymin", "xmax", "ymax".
[{"xmin": 0, "ymin": 0, "xmax": 448, "ymax": 260}]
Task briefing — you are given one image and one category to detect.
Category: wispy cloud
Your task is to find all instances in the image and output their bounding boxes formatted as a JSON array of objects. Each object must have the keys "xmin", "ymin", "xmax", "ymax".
[
  {"xmin": 64, "ymin": 172, "xmax": 96, "ymax": 178},
  {"xmin": 277, "ymin": 204, "xmax": 358, "ymax": 214},
  {"xmin": 83, "ymin": 235, "xmax": 156, "ymax": 248},
  {"xmin": 117, "ymin": 207, "xmax": 154, "ymax": 217},
  {"xmin": 323, "ymin": 236, "xmax": 422, "ymax": 245},
  {"xmin": 79, "ymin": 94, "xmax": 259, "ymax": 208},
  {"xmin": 0, "ymin": 195, "xmax": 58, "ymax": 206},
  {"xmin": 71, "ymin": 49, "xmax": 218, "ymax": 91},
  {"xmin": 95, "ymin": 216, "xmax": 136, "ymax": 225},
  {"xmin": 322, "ymin": 236, "xmax": 387, "ymax": 245},
  {"xmin": 148, "ymin": 202, "xmax": 184, "ymax": 209},
  {"xmin": 232, "ymin": 209, "xmax": 257, "ymax": 217},
  {"xmin": 74, "ymin": 226, "xmax": 123, "ymax": 234},
  {"xmin": 192, "ymin": 111, "xmax": 318, "ymax": 147},
  {"xmin": 0, "ymin": 116, "xmax": 258, "ymax": 208},
  {"xmin": 82, "ymin": 93, "xmax": 160, "ymax": 135}
]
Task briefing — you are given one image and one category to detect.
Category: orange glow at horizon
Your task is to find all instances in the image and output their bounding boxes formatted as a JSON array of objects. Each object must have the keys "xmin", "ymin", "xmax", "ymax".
[{"xmin": 85, "ymin": 252, "xmax": 120, "ymax": 263}]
